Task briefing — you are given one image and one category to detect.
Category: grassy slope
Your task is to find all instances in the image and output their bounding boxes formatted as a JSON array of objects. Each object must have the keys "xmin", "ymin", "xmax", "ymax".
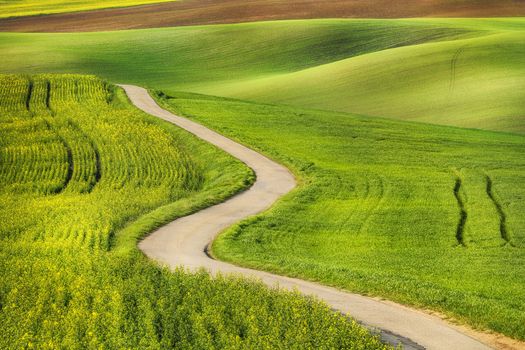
[
  {"xmin": 0, "ymin": 19, "xmax": 480, "ymax": 87},
  {"xmin": 212, "ymin": 22, "xmax": 525, "ymax": 133},
  {"xmin": 156, "ymin": 92, "xmax": 525, "ymax": 340},
  {"xmin": 1, "ymin": 16, "xmax": 523, "ymax": 342},
  {"xmin": 0, "ymin": 0, "xmax": 175, "ymax": 18},
  {"xmin": 0, "ymin": 19, "xmax": 523, "ymax": 133},
  {"xmin": 0, "ymin": 74, "xmax": 388, "ymax": 349}
]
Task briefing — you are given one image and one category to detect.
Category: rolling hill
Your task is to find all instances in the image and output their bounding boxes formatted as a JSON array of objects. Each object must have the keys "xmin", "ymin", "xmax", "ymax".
[
  {"xmin": 211, "ymin": 22, "xmax": 525, "ymax": 133},
  {"xmin": 1, "ymin": 0, "xmax": 525, "ymax": 31},
  {"xmin": 0, "ymin": 18, "xmax": 523, "ymax": 133}
]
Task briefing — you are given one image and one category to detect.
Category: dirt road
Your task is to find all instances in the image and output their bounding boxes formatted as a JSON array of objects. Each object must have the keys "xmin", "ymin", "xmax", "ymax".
[{"xmin": 120, "ymin": 84, "xmax": 492, "ymax": 350}]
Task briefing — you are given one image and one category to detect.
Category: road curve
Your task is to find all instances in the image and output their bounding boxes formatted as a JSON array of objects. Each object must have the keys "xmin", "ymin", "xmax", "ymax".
[{"xmin": 120, "ymin": 84, "xmax": 491, "ymax": 350}]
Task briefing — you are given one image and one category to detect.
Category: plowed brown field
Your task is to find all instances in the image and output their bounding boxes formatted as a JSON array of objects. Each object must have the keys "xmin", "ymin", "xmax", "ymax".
[{"xmin": 1, "ymin": 0, "xmax": 524, "ymax": 32}]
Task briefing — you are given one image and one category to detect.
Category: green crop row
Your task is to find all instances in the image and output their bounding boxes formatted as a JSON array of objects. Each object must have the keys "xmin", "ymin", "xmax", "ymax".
[{"xmin": 0, "ymin": 74, "xmax": 390, "ymax": 349}]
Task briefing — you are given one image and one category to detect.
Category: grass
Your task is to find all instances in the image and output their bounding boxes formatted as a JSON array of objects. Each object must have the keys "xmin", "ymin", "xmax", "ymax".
[
  {"xmin": 1, "ymin": 16, "xmax": 524, "ymax": 344},
  {"xmin": 0, "ymin": 0, "xmax": 176, "ymax": 19},
  {"xmin": 154, "ymin": 91, "xmax": 525, "ymax": 340},
  {"xmin": 0, "ymin": 74, "xmax": 390, "ymax": 349},
  {"xmin": 1, "ymin": 18, "xmax": 524, "ymax": 133},
  {"xmin": 213, "ymin": 26, "xmax": 525, "ymax": 134}
]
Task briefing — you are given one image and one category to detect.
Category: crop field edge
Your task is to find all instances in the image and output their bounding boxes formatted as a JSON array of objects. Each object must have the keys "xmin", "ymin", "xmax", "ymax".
[{"xmin": 110, "ymin": 85, "xmax": 257, "ymax": 256}]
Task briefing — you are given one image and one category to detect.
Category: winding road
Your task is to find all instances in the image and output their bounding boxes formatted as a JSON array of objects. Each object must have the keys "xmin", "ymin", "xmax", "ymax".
[{"xmin": 120, "ymin": 85, "xmax": 492, "ymax": 350}]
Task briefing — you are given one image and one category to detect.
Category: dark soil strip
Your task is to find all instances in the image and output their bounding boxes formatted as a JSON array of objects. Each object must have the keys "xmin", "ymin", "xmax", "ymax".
[
  {"xmin": 449, "ymin": 46, "xmax": 465, "ymax": 93},
  {"xmin": 45, "ymin": 81, "xmax": 51, "ymax": 111},
  {"xmin": 485, "ymin": 175, "xmax": 511, "ymax": 245},
  {"xmin": 62, "ymin": 139, "xmax": 74, "ymax": 192},
  {"xmin": 43, "ymin": 118, "xmax": 74, "ymax": 194},
  {"xmin": 93, "ymin": 143, "xmax": 101, "ymax": 185},
  {"xmin": 26, "ymin": 80, "xmax": 33, "ymax": 111},
  {"xmin": 66, "ymin": 118, "xmax": 102, "ymax": 192},
  {"xmin": 86, "ymin": 138, "xmax": 102, "ymax": 192},
  {"xmin": 454, "ymin": 178, "xmax": 467, "ymax": 246},
  {"xmin": 2, "ymin": 0, "xmax": 525, "ymax": 33}
]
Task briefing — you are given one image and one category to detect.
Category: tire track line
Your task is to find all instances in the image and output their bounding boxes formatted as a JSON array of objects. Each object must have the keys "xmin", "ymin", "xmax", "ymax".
[
  {"xmin": 449, "ymin": 46, "xmax": 466, "ymax": 93},
  {"xmin": 485, "ymin": 175, "xmax": 512, "ymax": 246},
  {"xmin": 454, "ymin": 177, "xmax": 467, "ymax": 246}
]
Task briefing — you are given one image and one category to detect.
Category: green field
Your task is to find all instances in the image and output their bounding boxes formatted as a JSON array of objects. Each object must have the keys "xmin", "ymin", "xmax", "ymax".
[
  {"xmin": 0, "ymin": 74, "xmax": 389, "ymax": 349},
  {"xmin": 154, "ymin": 92, "xmax": 525, "ymax": 340},
  {"xmin": 0, "ymin": 19, "xmax": 524, "ymax": 133},
  {"xmin": 0, "ymin": 0, "xmax": 176, "ymax": 18},
  {"xmin": 1, "ymin": 15, "xmax": 525, "ymax": 345}
]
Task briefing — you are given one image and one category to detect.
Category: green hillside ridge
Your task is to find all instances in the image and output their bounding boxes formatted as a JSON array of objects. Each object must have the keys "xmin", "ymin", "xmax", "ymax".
[
  {"xmin": 212, "ymin": 30, "xmax": 525, "ymax": 133},
  {"xmin": 156, "ymin": 91, "xmax": 525, "ymax": 340},
  {"xmin": 1, "ymin": 19, "xmax": 523, "ymax": 132}
]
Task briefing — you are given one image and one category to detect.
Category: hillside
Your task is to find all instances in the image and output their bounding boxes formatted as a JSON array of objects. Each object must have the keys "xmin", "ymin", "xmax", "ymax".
[
  {"xmin": 0, "ymin": 19, "xmax": 523, "ymax": 133},
  {"xmin": 1, "ymin": 0, "xmax": 525, "ymax": 31}
]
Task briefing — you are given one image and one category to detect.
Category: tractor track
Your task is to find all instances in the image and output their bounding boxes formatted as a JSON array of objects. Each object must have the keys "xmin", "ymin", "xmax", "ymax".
[
  {"xmin": 454, "ymin": 177, "xmax": 467, "ymax": 246},
  {"xmin": 485, "ymin": 175, "xmax": 511, "ymax": 245}
]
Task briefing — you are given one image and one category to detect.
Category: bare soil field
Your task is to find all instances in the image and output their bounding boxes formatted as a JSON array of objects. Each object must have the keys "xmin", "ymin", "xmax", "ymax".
[{"xmin": 1, "ymin": 0, "xmax": 525, "ymax": 32}]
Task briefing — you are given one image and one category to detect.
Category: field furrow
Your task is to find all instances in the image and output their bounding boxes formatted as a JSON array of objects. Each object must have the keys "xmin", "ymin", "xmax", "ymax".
[
  {"xmin": 486, "ymin": 175, "xmax": 511, "ymax": 246},
  {"xmin": 453, "ymin": 175, "xmax": 467, "ymax": 246}
]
